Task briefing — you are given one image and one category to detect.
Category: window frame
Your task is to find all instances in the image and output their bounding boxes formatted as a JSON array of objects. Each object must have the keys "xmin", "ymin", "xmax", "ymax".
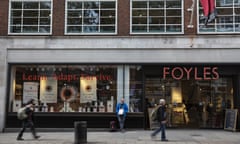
[
  {"xmin": 130, "ymin": 0, "xmax": 184, "ymax": 34},
  {"xmin": 8, "ymin": 0, "xmax": 53, "ymax": 35},
  {"xmin": 65, "ymin": 0, "xmax": 118, "ymax": 35}
]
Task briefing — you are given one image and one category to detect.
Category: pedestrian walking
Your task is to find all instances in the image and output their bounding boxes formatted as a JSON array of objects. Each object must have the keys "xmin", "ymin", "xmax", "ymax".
[
  {"xmin": 151, "ymin": 99, "xmax": 168, "ymax": 141},
  {"xmin": 17, "ymin": 99, "xmax": 40, "ymax": 141},
  {"xmin": 116, "ymin": 98, "xmax": 128, "ymax": 132}
]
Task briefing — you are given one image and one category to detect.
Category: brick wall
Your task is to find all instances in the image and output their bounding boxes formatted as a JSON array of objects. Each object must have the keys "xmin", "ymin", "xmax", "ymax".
[
  {"xmin": 0, "ymin": 0, "xmax": 9, "ymax": 36},
  {"xmin": 52, "ymin": 0, "xmax": 65, "ymax": 36},
  {"xmin": 0, "ymin": 0, "xmax": 198, "ymax": 36}
]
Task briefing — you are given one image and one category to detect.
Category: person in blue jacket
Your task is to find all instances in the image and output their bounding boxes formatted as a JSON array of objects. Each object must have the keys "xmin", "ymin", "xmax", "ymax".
[{"xmin": 116, "ymin": 98, "xmax": 128, "ymax": 131}]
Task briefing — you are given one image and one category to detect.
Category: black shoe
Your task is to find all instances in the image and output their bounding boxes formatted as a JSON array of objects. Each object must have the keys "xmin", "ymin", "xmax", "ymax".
[
  {"xmin": 17, "ymin": 137, "xmax": 24, "ymax": 141},
  {"xmin": 208, "ymin": 10, "xmax": 218, "ymax": 23},
  {"xmin": 200, "ymin": 16, "xmax": 209, "ymax": 26},
  {"xmin": 34, "ymin": 136, "xmax": 40, "ymax": 139}
]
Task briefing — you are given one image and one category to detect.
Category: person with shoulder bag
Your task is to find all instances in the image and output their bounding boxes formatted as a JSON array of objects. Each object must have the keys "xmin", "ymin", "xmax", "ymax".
[
  {"xmin": 17, "ymin": 99, "xmax": 40, "ymax": 141},
  {"xmin": 116, "ymin": 98, "xmax": 128, "ymax": 132},
  {"xmin": 151, "ymin": 99, "xmax": 168, "ymax": 141}
]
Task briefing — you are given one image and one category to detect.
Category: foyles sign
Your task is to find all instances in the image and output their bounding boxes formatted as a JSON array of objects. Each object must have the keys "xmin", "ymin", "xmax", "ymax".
[{"xmin": 163, "ymin": 66, "xmax": 219, "ymax": 80}]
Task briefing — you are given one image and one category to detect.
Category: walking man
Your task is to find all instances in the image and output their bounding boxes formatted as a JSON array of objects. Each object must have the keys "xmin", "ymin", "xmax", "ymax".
[
  {"xmin": 151, "ymin": 99, "xmax": 168, "ymax": 141},
  {"xmin": 17, "ymin": 99, "xmax": 40, "ymax": 140}
]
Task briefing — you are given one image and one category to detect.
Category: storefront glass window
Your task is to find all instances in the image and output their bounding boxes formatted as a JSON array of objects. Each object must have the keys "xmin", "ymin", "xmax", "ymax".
[
  {"xmin": 131, "ymin": 0, "xmax": 183, "ymax": 34},
  {"xmin": 145, "ymin": 75, "xmax": 233, "ymax": 128},
  {"xmin": 10, "ymin": 65, "xmax": 121, "ymax": 113},
  {"xmin": 65, "ymin": 0, "xmax": 117, "ymax": 34},
  {"xmin": 9, "ymin": 0, "xmax": 52, "ymax": 34},
  {"xmin": 129, "ymin": 66, "xmax": 143, "ymax": 112},
  {"xmin": 198, "ymin": 0, "xmax": 240, "ymax": 33}
]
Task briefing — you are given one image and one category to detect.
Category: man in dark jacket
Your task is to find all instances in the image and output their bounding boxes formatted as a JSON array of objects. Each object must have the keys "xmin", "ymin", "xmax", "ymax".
[
  {"xmin": 151, "ymin": 99, "xmax": 168, "ymax": 141},
  {"xmin": 17, "ymin": 99, "xmax": 40, "ymax": 140}
]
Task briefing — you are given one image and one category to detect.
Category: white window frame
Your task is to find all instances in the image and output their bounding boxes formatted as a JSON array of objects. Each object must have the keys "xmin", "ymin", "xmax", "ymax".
[
  {"xmin": 65, "ymin": 0, "xmax": 118, "ymax": 35},
  {"xmin": 197, "ymin": 0, "xmax": 240, "ymax": 34},
  {"xmin": 130, "ymin": 0, "xmax": 184, "ymax": 34},
  {"xmin": 8, "ymin": 0, "xmax": 53, "ymax": 35}
]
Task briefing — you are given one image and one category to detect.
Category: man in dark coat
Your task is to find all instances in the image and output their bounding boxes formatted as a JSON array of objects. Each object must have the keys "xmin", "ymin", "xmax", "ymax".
[
  {"xmin": 151, "ymin": 99, "xmax": 168, "ymax": 141},
  {"xmin": 17, "ymin": 99, "xmax": 40, "ymax": 140}
]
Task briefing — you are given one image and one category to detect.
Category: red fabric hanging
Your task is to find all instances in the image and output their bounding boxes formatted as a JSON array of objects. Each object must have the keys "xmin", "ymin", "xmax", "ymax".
[{"xmin": 200, "ymin": 0, "xmax": 215, "ymax": 17}]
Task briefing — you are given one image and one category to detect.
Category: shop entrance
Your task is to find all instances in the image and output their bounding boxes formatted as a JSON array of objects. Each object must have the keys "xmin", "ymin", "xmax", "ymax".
[{"xmin": 145, "ymin": 77, "xmax": 233, "ymax": 129}]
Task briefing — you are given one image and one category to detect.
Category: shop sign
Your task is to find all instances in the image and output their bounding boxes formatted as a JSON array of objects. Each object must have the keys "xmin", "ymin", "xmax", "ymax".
[
  {"xmin": 22, "ymin": 73, "xmax": 113, "ymax": 82},
  {"xmin": 163, "ymin": 66, "xmax": 219, "ymax": 80}
]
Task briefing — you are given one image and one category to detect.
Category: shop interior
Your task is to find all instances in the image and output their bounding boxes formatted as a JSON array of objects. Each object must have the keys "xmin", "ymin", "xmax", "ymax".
[{"xmin": 145, "ymin": 77, "xmax": 233, "ymax": 129}]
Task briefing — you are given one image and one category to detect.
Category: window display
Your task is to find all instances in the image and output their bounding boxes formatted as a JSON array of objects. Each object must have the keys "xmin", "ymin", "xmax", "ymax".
[
  {"xmin": 10, "ymin": 65, "xmax": 119, "ymax": 113},
  {"xmin": 10, "ymin": 64, "xmax": 144, "ymax": 113}
]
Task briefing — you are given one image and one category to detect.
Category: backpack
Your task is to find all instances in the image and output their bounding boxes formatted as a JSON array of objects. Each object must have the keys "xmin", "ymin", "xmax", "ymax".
[
  {"xmin": 150, "ymin": 105, "xmax": 160, "ymax": 121},
  {"xmin": 17, "ymin": 107, "xmax": 27, "ymax": 120}
]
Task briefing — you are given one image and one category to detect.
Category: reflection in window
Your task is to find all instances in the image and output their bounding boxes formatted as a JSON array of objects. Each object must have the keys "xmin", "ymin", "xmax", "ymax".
[
  {"xmin": 66, "ymin": 0, "xmax": 117, "ymax": 34},
  {"xmin": 131, "ymin": 0, "xmax": 183, "ymax": 34},
  {"xmin": 9, "ymin": 0, "xmax": 52, "ymax": 34},
  {"xmin": 129, "ymin": 66, "xmax": 143, "ymax": 112},
  {"xmin": 198, "ymin": 0, "xmax": 240, "ymax": 33}
]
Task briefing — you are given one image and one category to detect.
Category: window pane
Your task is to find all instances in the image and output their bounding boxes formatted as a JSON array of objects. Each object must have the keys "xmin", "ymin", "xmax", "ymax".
[
  {"xmin": 23, "ymin": 26, "xmax": 38, "ymax": 33},
  {"xmin": 68, "ymin": 18, "xmax": 82, "ymax": 25},
  {"xmin": 11, "ymin": 18, "xmax": 21, "ymax": 25},
  {"xmin": 23, "ymin": 18, "xmax": 38, "ymax": 25},
  {"xmin": 12, "ymin": 10, "xmax": 22, "ymax": 17},
  {"xmin": 40, "ymin": 10, "xmax": 51, "ymax": 17},
  {"xmin": 132, "ymin": 1, "xmax": 147, "ymax": 8},
  {"xmin": 12, "ymin": 2, "xmax": 22, "ymax": 9},
  {"xmin": 39, "ymin": 26, "xmax": 50, "ymax": 33},
  {"xmin": 40, "ymin": 18, "xmax": 51, "ymax": 25},
  {"xmin": 23, "ymin": 10, "xmax": 38, "ymax": 17},
  {"xmin": 100, "ymin": 18, "xmax": 115, "ymax": 24},
  {"xmin": 129, "ymin": 66, "xmax": 143, "ymax": 112},
  {"xmin": 67, "ymin": 26, "xmax": 82, "ymax": 33},
  {"xmin": 131, "ymin": 0, "xmax": 183, "ymax": 34},
  {"xmin": 68, "ymin": 2, "xmax": 82, "ymax": 9},
  {"xmin": 149, "ymin": 25, "xmax": 164, "ymax": 32},
  {"xmin": 101, "ymin": 2, "xmax": 115, "ymax": 8},
  {"xmin": 100, "ymin": 26, "xmax": 115, "ymax": 32},
  {"xmin": 23, "ymin": 2, "xmax": 39, "ymax": 9},
  {"xmin": 11, "ymin": 26, "xmax": 21, "ymax": 33},
  {"xmin": 149, "ymin": 1, "xmax": 164, "ymax": 8},
  {"xmin": 66, "ymin": 0, "xmax": 116, "ymax": 34},
  {"xmin": 40, "ymin": 2, "xmax": 51, "ymax": 9}
]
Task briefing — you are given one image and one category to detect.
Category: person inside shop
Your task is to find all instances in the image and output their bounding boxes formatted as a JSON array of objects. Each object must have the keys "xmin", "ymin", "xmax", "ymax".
[
  {"xmin": 17, "ymin": 99, "xmax": 40, "ymax": 141},
  {"xmin": 116, "ymin": 98, "xmax": 128, "ymax": 132},
  {"xmin": 151, "ymin": 99, "xmax": 168, "ymax": 141}
]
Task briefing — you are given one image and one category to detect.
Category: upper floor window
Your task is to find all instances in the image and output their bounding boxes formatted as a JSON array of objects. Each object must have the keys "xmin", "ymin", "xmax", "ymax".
[
  {"xmin": 198, "ymin": 0, "xmax": 240, "ymax": 33},
  {"xmin": 65, "ymin": 0, "xmax": 117, "ymax": 35},
  {"xmin": 130, "ymin": 0, "xmax": 183, "ymax": 34},
  {"xmin": 9, "ymin": 0, "xmax": 52, "ymax": 35}
]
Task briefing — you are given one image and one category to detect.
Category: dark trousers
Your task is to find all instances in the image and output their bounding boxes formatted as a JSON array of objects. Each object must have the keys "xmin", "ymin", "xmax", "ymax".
[{"xmin": 17, "ymin": 120, "xmax": 37, "ymax": 138}]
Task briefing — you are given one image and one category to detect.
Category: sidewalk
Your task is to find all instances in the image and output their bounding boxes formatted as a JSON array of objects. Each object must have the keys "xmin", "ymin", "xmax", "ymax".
[{"xmin": 0, "ymin": 129, "xmax": 240, "ymax": 144}]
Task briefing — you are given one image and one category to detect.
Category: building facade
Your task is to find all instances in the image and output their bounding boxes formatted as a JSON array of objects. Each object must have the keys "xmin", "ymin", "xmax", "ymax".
[{"xmin": 1, "ymin": 0, "xmax": 240, "ymax": 131}]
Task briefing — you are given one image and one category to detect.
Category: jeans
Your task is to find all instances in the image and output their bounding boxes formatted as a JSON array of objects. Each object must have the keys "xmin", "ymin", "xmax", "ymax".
[
  {"xmin": 151, "ymin": 122, "xmax": 166, "ymax": 140},
  {"xmin": 117, "ymin": 115, "xmax": 126, "ymax": 130}
]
